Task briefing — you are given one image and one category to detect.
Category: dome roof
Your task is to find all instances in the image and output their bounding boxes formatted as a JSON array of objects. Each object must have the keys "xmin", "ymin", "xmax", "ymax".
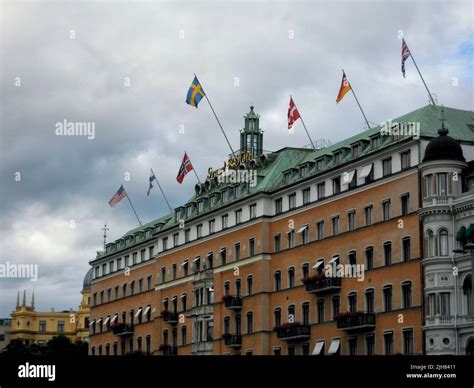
[
  {"xmin": 422, "ymin": 123, "xmax": 465, "ymax": 163},
  {"xmin": 83, "ymin": 268, "xmax": 94, "ymax": 291}
]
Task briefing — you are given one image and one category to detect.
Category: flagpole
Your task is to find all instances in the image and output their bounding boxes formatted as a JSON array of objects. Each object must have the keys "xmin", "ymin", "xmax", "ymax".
[
  {"xmin": 290, "ymin": 95, "xmax": 316, "ymax": 150},
  {"xmin": 150, "ymin": 168, "xmax": 173, "ymax": 213},
  {"xmin": 405, "ymin": 40, "xmax": 436, "ymax": 106},
  {"xmin": 195, "ymin": 73, "xmax": 236, "ymax": 158},
  {"xmin": 124, "ymin": 187, "xmax": 142, "ymax": 226},
  {"xmin": 186, "ymin": 151, "xmax": 202, "ymax": 184},
  {"xmin": 343, "ymin": 69, "xmax": 371, "ymax": 129}
]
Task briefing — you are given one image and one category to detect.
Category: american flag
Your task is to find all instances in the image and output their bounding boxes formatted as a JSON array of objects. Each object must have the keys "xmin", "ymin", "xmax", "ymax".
[
  {"xmin": 176, "ymin": 152, "xmax": 194, "ymax": 184},
  {"xmin": 108, "ymin": 185, "xmax": 127, "ymax": 207},
  {"xmin": 401, "ymin": 38, "xmax": 410, "ymax": 78}
]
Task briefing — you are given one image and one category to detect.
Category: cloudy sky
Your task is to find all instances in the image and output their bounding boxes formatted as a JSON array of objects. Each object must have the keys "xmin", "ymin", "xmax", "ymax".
[{"xmin": 0, "ymin": 0, "xmax": 472, "ymax": 317}]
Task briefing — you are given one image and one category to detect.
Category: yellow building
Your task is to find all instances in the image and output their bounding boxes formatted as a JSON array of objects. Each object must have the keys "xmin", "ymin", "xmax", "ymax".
[{"xmin": 9, "ymin": 269, "xmax": 92, "ymax": 345}]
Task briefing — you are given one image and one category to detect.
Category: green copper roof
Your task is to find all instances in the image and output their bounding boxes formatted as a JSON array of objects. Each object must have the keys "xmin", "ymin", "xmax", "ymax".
[{"xmin": 96, "ymin": 104, "xmax": 473, "ymax": 259}]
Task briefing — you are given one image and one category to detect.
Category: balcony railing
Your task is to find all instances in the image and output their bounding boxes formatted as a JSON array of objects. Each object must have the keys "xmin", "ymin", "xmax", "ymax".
[
  {"xmin": 223, "ymin": 334, "xmax": 242, "ymax": 347},
  {"xmin": 274, "ymin": 323, "xmax": 311, "ymax": 341},
  {"xmin": 422, "ymin": 195, "xmax": 453, "ymax": 207},
  {"xmin": 161, "ymin": 311, "xmax": 179, "ymax": 324},
  {"xmin": 222, "ymin": 295, "xmax": 242, "ymax": 310},
  {"xmin": 159, "ymin": 345, "xmax": 178, "ymax": 355},
  {"xmin": 335, "ymin": 312, "xmax": 376, "ymax": 331},
  {"xmin": 111, "ymin": 323, "xmax": 134, "ymax": 337},
  {"xmin": 304, "ymin": 276, "xmax": 341, "ymax": 294}
]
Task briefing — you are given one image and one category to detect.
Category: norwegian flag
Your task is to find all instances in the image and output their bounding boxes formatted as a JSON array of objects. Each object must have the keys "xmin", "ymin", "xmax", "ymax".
[
  {"xmin": 176, "ymin": 152, "xmax": 194, "ymax": 184},
  {"xmin": 288, "ymin": 97, "xmax": 301, "ymax": 130},
  {"xmin": 401, "ymin": 38, "xmax": 411, "ymax": 78},
  {"xmin": 108, "ymin": 185, "xmax": 127, "ymax": 207}
]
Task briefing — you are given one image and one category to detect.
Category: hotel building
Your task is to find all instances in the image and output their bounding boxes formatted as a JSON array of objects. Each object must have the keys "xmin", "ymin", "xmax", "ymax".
[{"xmin": 89, "ymin": 104, "xmax": 474, "ymax": 356}]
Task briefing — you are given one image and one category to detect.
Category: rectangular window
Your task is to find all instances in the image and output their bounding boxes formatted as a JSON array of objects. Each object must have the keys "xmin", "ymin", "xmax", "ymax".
[
  {"xmin": 161, "ymin": 267, "xmax": 166, "ymax": 283},
  {"xmin": 234, "ymin": 243, "xmax": 241, "ymax": 261},
  {"xmin": 332, "ymin": 216, "xmax": 340, "ymax": 236},
  {"xmin": 162, "ymin": 238, "xmax": 168, "ymax": 251},
  {"xmin": 317, "ymin": 300, "xmax": 325, "ymax": 323},
  {"xmin": 382, "ymin": 157, "xmax": 392, "ymax": 176},
  {"xmin": 147, "ymin": 275, "xmax": 152, "ymax": 290},
  {"xmin": 184, "ymin": 229, "xmax": 190, "ymax": 243},
  {"xmin": 401, "ymin": 193, "xmax": 410, "ymax": 216},
  {"xmin": 220, "ymin": 249, "xmax": 227, "ymax": 266},
  {"xmin": 235, "ymin": 209, "xmax": 242, "ymax": 224},
  {"xmin": 274, "ymin": 234, "xmax": 281, "ymax": 252},
  {"xmin": 365, "ymin": 247, "xmax": 374, "ymax": 270},
  {"xmin": 301, "ymin": 226, "xmax": 309, "ymax": 245},
  {"xmin": 287, "ymin": 230, "xmax": 295, "ymax": 248},
  {"xmin": 384, "ymin": 242, "xmax": 392, "ymax": 266},
  {"xmin": 140, "ymin": 249, "xmax": 146, "ymax": 262},
  {"xmin": 57, "ymin": 321, "xmax": 65, "ymax": 333},
  {"xmin": 198, "ymin": 201, "xmax": 203, "ymax": 213},
  {"xmin": 440, "ymin": 293, "xmax": 450, "ymax": 316},
  {"xmin": 366, "ymin": 334, "xmax": 375, "ymax": 355},
  {"xmin": 316, "ymin": 159, "xmax": 324, "ymax": 170},
  {"xmin": 317, "ymin": 221, "xmax": 324, "ymax": 240},
  {"xmin": 249, "ymin": 238, "xmax": 255, "ymax": 256},
  {"xmin": 197, "ymin": 224, "xmax": 203, "ymax": 238},
  {"xmin": 383, "ymin": 286, "xmax": 393, "ymax": 312},
  {"xmin": 173, "ymin": 233, "xmax": 179, "ymax": 247},
  {"xmin": 274, "ymin": 272, "xmax": 281, "ymax": 291},
  {"xmin": 148, "ymin": 246, "xmax": 154, "ymax": 259},
  {"xmin": 288, "ymin": 193, "xmax": 296, "ymax": 210},
  {"xmin": 222, "ymin": 214, "xmax": 228, "ymax": 229},
  {"xmin": 402, "ymin": 237, "xmax": 411, "ymax": 261},
  {"xmin": 172, "ymin": 264, "xmax": 177, "ymax": 280},
  {"xmin": 302, "ymin": 188, "xmax": 310, "ymax": 205},
  {"xmin": 209, "ymin": 219, "xmax": 215, "ymax": 234},
  {"xmin": 364, "ymin": 205, "xmax": 373, "ymax": 226},
  {"xmin": 332, "ymin": 177, "xmax": 341, "ymax": 195},
  {"xmin": 348, "ymin": 211, "xmax": 356, "ymax": 231},
  {"xmin": 365, "ymin": 290, "xmax": 374, "ymax": 313},
  {"xmin": 247, "ymin": 276, "xmax": 253, "ymax": 295},
  {"xmin": 382, "ymin": 199, "xmax": 391, "ymax": 221},
  {"xmin": 348, "ymin": 337, "xmax": 357, "ymax": 356},
  {"xmin": 39, "ymin": 321, "xmax": 46, "ymax": 332},
  {"xmin": 249, "ymin": 204, "xmax": 257, "ymax": 219},
  {"xmin": 117, "ymin": 258, "xmax": 122, "ymax": 270},
  {"xmin": 402, "ymin": 282, "xmax": 412, "ymax": 308},
  {"xmin": 401, "ymin": 150, "xmax": 411, "ymax": 170},
  {"xmin": 428, "ymin": 294, "xmax": 436, "ymax": 316},
  {"xmin": 384, "ymin": 332, "xmax": 394, "ymax": 355},
  {"xmin": 403, "ymin": 329, "xmax": 414, "ymax": 355},
  {"xmin": 275, "ymin": 198, "xmax": 283, "ymax": 215},
  {"xmin": 109, "ymin": 261, "xmax": 115, "ymax": 272},
  {"xmin": 317, "ymin": 182, "xmax": 325, "ymax": 200},
  {"xmin": 332, "ymin": 296, "xmax": 340, "ymax": 318},
  {"xmin": 437, "ymin": 173, "xmax": 447, "ymax": 195}
]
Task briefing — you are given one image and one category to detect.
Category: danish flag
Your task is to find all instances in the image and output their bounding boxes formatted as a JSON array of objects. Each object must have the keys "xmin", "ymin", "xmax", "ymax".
[{"xmin": 288, "ymin": 97, "xmax": 301, "ymax": 130}]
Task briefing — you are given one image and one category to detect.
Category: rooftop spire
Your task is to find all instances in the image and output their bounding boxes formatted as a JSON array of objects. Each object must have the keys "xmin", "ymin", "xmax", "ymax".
[
  {"xmin": 22, "ymin": 290, "xmax": 26, "ymax": 307},
  {"xmin": 16, "ymin": 291, "xmax": 20, "ymax": 307},
  {"xmin": 31, "ymin": 292, "xmax": 35, "ymax": 309},
  {"xmin": 438, "ymin": 105, "xmax": 448, "ymax": 136}
]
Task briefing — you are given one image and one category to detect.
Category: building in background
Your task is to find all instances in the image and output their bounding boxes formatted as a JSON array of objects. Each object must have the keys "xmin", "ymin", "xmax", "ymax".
[
  {"xmin": 0, "ymin": 318, "xmax": 12, "ymax": 352},
  {"xmin": 89, "ymin": 104, "xmax": 473, "ymax": 356},
  {"xmin": 9, "ymin": 270, "xmax": 91, "ymax": 346},
  {"xmin": 419, "ymin": 120, "xmax": 474, "ymax": 355}
]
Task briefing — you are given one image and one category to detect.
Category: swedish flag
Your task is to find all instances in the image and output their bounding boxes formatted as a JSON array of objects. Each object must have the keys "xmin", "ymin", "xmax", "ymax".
[{"xmin": 186, "ymin": 76, "xmax": 206, "ymax": 108}]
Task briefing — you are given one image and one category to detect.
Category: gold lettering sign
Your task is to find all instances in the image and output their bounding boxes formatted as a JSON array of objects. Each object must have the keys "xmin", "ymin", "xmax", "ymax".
[{"xmin": 207, "ymin": 151, "xmax": 253, "ymax": 179}]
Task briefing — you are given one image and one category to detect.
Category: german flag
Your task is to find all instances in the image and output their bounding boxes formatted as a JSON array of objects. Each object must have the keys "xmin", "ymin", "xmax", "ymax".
[{"xmin": 336, "ymin": 71, "xmax": 351, "ymax": 104}]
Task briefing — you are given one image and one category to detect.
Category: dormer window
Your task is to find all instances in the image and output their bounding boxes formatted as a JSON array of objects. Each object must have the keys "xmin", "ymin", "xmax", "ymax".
[
  {"xmin": 300, "ymin": 166, "xmax": 307, "ymax": 178},
  {"xmin": 210, "ymin": 195, "xmax": 216, "ymax": 208},
  {"xmin": 198, "ymin": 201, "xmax": 204, "ymax": 213},
  {"xmin": 316, "ymin": 159, "xmax": 324, "ymax": 171},
  {"xmin": 334, "ymin": 151, "xmax": 342, "ymax": 164},
  {"xmin": 236, "ymin": 185, "xmax": 242, "ymax": 198},
  {"xmin": 175, "ymin": 209, "xmax": 181, "ymax": 221},
  {"xmin": 284, "ymin": 172, "xmax": 291, "ymax": 184},
  {"xmin": 222, "ymin": 189, "xmax": 228, "ymax": 203},
  {"xmin": 186, "ymin": 205, "xmax": 192, "ymax": 218},
  {"xmin": 351, "ymin": 143, "xmax": 362, "ymax": 158},
  {"xmin": 371, "ymin": 136, "xmax": 380, "ymax": 149}
]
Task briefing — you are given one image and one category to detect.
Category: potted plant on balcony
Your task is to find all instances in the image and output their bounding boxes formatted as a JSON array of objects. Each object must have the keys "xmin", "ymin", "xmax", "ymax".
[
  {"xmin": 334, "ymin": 311, "xmax": 362, "ymax": 320},
  {"xmin": 273, "ymin": 321, "xmax": 301, "ymax": 332}
]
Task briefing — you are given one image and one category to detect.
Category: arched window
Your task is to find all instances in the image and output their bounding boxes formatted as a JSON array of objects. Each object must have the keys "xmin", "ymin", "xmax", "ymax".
[
  {"xmin": 463, "ymin": 275, "xmax": 472, "ymax": 316},
  {"xmin": 246, "ymin": 312, "xmax": 253, "ymax": 335},
  {"xmin": 427, "ymin": 230, "xmax": 436, "ymax": 257},
  {"xmin": 439, "ymin": 229, "xmax": 449, "ymax": 256}
]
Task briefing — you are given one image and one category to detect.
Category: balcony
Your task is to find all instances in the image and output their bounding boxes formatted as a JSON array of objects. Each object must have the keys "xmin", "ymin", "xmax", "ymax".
[
  {"xmin": 111, "ymin": 323, "xmax": 134, "ymax": 337},
  {"xmin": 161, "ymin": 311, "xmax": 179, "ymax": 324},
  {"xmin": 422, "ymin": 195, "xmax": 453, "ymax": 207},
  {"xmin": 222, "ymin": 334, "xmax": 242, "ymax": 348},
  {"xmin": 159, "ymin": 344, "xmax": 178, "ymax": 355},
  {"xmin": 303, "ymin": 275, "xmax": 341, "ymax": 294},
  {"xmin": 335, "ymin": 312, "xmax": 376, "ymax": 331},
  {"xmin": 425, "ymin": 315, "xmax": 454, "ymax": 326},
  {"xmin": 222, "ymin": 295, "xmax": 242, "ymax": 310},
  {"xmin": 274, "ymin": 323, "xmax": 311, "ymax": 341}
]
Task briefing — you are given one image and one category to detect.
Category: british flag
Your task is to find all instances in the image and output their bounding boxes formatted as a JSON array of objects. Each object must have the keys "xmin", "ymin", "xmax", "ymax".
[
  {"xmin": 401, "ymin": 38, "xmax": 411, "ymax": 78},
  {"xmin": 176, "ymin": 152, "xmax": 194, "ymax": 184},
  {"xmin": 108, "ymin": 185, "xmax": 127, "ymax": 207}
]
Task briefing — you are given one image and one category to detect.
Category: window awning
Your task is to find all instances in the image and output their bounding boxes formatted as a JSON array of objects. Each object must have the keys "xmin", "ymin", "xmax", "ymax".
[
  {"xmin": 110, "ymin": 314, "xmax": 118, "ymax": 323},
  {"xmin": 96, "ymin": 318, "xmax": 102, "ymax": 324},
  {"xmin": 88, "ymin": 320, "xmax": 96, "ymax": 326},
  {"xmin": 313, "ymin": 260, "xmax": 325, "ymax": 270},
  {"xmin": 329, "ymin": 256, "xmax": 340, "ymax": 264},
  {"xmin": 312, "ymin": 340, "xmax": 325, "ymax": 355},
  {"xmin": 220, "ymin": 247, "xmax": 226, "ymax": 252},
  {"xmin": 359, "ymin": 164, "xmax": 373, "ymax": 179},
  {"xmin": 143, "ymin": 306, "xmax": 151, "ymax": 315},
  {"xmin": 193, "ymin": 257, "xmax": 200, "ymax": 262},
  {"xmin": 327, "ymin": 338, "xmax": 341, "ymax": 355},
  {"xmin": 207, "ymin": 252, "xmax": 213, "ymax": 257},
  {"xmin": 135, "ymin": 308, "xmax": 143, "ymax": 317},
  {"xmin": 172, "ymin": 296, "xmax": 177, "ymax": 300},
  {"xmin": 103, "ymin": 317, "xmax": 110, "ymax": 326},
  {"xmin": 181, "ymin": 261, "xmax": 188, "ymax": 266},
  {"xmin": 297, "ymin": 225, "xmax": 308, "ymax": 233},
  {"xmin": 342, "ymin": 170, "xmax": 356, "ymax": 186},
  {"xmin": 466, "ymin": 224, "xmax": 474, "ymax": 241},
  {"xmin": 456, "ymin": 226, "xmax": 466, "ymax": 242},
  {"xmin": 287, "ymin": 228, "xmax": 294, "ymax": 234}
]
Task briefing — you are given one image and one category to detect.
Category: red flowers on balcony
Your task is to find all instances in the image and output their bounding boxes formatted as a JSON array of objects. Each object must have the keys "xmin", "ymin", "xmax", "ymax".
[
  {"xmin": 273, "ymin": 321, "xmax": 301, "ymax": 332},
  {"xmin": 109, "ymin": 322, "xmax": 124, "ymax": 331},
  {"xmin": 301, "ymin": 272, "xmax": 326, "ymax": 284}
]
